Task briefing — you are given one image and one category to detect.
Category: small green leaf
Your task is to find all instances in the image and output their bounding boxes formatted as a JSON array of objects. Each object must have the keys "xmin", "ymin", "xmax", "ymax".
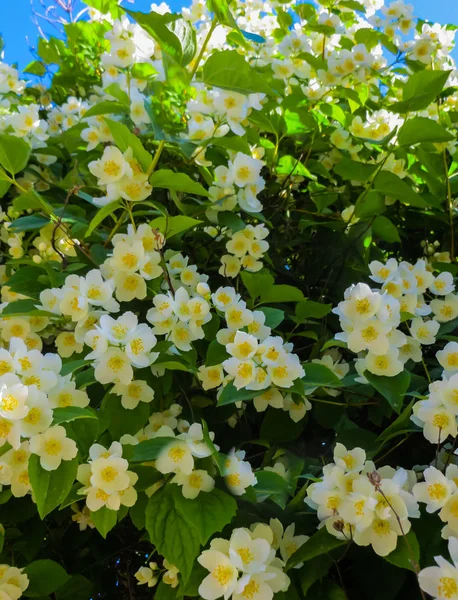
[
  {"xmin": 373, "ymin": 171, "xmax": 426, "ymax": 208},
  {"xmin": 296, "ymin": 300, "xmax": 332, "ymax": 320},
  {"xmin": 150, "ymin": 215, "xmax": 202, "ymax": 238},
  {"xmin": 28, "ymin": 455, "xmax": 78, "ymax": 519},
  {"xmin": 391, "ymin": 69, "xmax": 452, "ymax": 113},
  {"xmin": 203, "ymin": 50, "xmax": 276, "ymax": 95},
  {"xmin": 90, "ymin": 506, "xmax": 118, "ymax": 538},
  {"xmin": 287, "ymin": 527, "xmax": 346, "ymax": 570},
  {"xmin": 365, "ymin": 370, "xmax": 411, "ymax": 414},
  {"xmin": 8, "ymin": 215, "xmax": 51, "ymax": 233},
  {"xmin": 130, "ymin": 437, "xmax": 176, "ymax": 462},
  {"xmin": 260, "ymin": 284, "xmax": 304, "ymax": 304},
  {"xmin": 217, "ymin": 382, "xmax": 259, "ymax": 406},
  {"xmin": 258, "ymin": 307, "xmax": 284, "ymax": 328},
  {"xmin": 52, "ymin": 407, "xmax": 97, "ymax": 425},
  {"xmin": 85, "ymin": 200, "xmax": 122, "ymax": 238},
  {"xmin": 24, "ymin": 60, "xmax": 47, "ymax": 76},
  {"xmin": 241, "ymin": 271, "xmax": 275, "ymax": 301},
  {"xmin": 0, "ymin": 134, "xmax": 31, "ymax": 174},
  {"xmin": 302, "ymin": 363, "xmax": 342, "ymax": 389},
  {"xmin": 104, "ymin": 119, "xmax": 152, "ymax": 172},
  {"xmin": 372, "ymin": 215, "xmax": 401, "ymax": 243},
  {"xmin": 149, "ymin": 169, "xmax": 208, "ymax": 196},
  {"xmin": 84, "ymin": 101, "xmax": 129, "ymax": 118}
]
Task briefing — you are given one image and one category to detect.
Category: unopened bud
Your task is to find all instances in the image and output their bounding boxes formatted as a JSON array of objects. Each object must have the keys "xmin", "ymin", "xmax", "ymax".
[
  {"xmin": 367, "ymin": 471, "xmax": 382, "ymax": 488},
  {"xmin": 333, "ymin": 519, "xmax": 345, "ymax": 533}
]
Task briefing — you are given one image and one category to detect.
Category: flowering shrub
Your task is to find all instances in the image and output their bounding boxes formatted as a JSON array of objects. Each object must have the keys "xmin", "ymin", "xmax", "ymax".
[{"xmin": 0, "ymin": 0, "xmax": 458, "ymax": 597}]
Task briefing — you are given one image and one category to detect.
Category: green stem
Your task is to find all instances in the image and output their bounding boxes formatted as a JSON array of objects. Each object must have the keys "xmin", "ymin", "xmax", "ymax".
[
  {"xmin": 190, "ymin": 19, "xmax": 217, "ymax": 80},
  {"xmin": 148, "ymin": 140, "xmax": 166, "ymax": 177},
  {"xmin": 443, "ymin": 149, "xmax": 455, "ymax": 261}
]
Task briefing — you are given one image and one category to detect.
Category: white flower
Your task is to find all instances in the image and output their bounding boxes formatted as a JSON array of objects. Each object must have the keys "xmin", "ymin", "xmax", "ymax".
[
  {"xmin": 231, "ymin": 153, "xmax": 264, "ymax": 188},
  {"xmin": 173, "ymin": 469, "xmax": 215, "ymax": 499},
  {"xmin": 88, "ymin": 145, "xmax": 132, "ymax": 185},
  {"xmin": 419, "ymin": 537, "xmax": 458, "ymax": 599},
  {"xmin": 410, "ymin": 317, "xmax": 440, "ymax": 345},
  {"xmin": 90, "ymin": 456, "xmax": 130, "ymax": 493},
  {"xmin": 29, "ymin": 425, "xmax": 77, "ymax": 471},
  {"xmin": 156, "ymin": 441, "xmax": 194, "ymax": 475},
  {"xmin": 198, "ymin": 550, "xmax": 238, "ymax": 600},
  {"xmin": 413, "ymin": 467, "xmax": 456, "ymax": 513},
  {"xmin": 437, "ymin": 342, "xmax": 458, "ymax": 373}
]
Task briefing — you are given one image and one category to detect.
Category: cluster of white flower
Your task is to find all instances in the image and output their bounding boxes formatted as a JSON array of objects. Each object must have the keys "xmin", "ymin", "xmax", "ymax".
[
  {"xmin": 0, "ymin": 61, "xmax": 25, "ymax": 95},
  {"xmin": 334, "ymin": 258, "xmax": 456, "ymax": 378},
  {"xmin": 220, "ymin": 224, "xmax": 269, "ymax": 278},
  {"xmin": 47, "ymin": 97, "xmax": 89, "ymax": 137},
  {"xmin": 306, "ymin": 443, "xmax": 419, "ymax": 556},
  {"xmin": 197, "ymin": 521, "xmax": 294, "ymax": 600},
  {"xmin": 88, "ymin": 146, "xmax": 152, "ymax": 206},
  {"xmin": 32, "ymin": 223, "xmax": 77, "ymax": 265},
  {"xmin": 135, "ymin": 559, "xmax": 179, "ymax": 589},
  {"xmin": 0, "ymin": 104, "xmax": 49, "ymax": 148},
  {"xmin": 0, "ymin": 563, "xmax": 29, "ymax": 600},
  {"xmin": 77, "ymin": 441, "xmax": 138, "ymax": 511},
  {"xmin": 208, "ymin": 151, "xmax": 266, "ymax": 215}
]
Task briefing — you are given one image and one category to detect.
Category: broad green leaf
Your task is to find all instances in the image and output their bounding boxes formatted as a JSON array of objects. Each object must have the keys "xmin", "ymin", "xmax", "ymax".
[
  {"xmin": 1, "ymin": 299, "xmax": 55, "ymax": 318},
  {"xmin": 145, "ymin": 484, "xmax": 201, "ymax": 584},
  {"xmin": 28, "ymin": 455, "xmax": 78, "ymax": 519},
  {"xmin": 24, "ymin": 60, "xmax": 46, "ymax": 76},
  {"xmin": 156, "ymin": 580, "xmax": 178, "ymax": 600},
  {"xmin": 384, "ymin": 531, "xmax": 420, "ymax": 572},
  {"xmin": 130, "ymin": 437, "xmax": 176, "ymax": 462},
  {"xmin": 84, "ymin": 101, "xmax": 129, "ymax": 118},
  {"xmin": 391, "ymin": 69, "xmax": 452, "ymax": 113},
  {"xmin": 259, "ymin": 307, "xmax": 284, "ymax": 328},
  {"xmin": 354, "ymin": 191, "xmax": 385, "ymax": 218},
  {"xmin": 23, "ymin": 560, "xmax": 70, "ymax": 597},
  {"xmin": 373, "ymin": 171, "xmax": 427, "ymax": 208},
  {"xmin": 104, "ymin": 394, "xmax": 150, "ymax": 439},
  {"xmin": 55, "ymin": 575, "xmax": 93, "ymax": 600},
  {"xmin": 277, "ymin": 155, "xmax": 316, "ymax": 180},
  {"xmin": 0, "ymin": 178, "xmax": 11, "ymax": 199},
  {"xmin": 149, "ymin": 169, "xmax": 209, "ymax": 196},
  {"xmin": 217, "ymin": 382, "xmax": 259, "ymax": 406},
  {"xmin": 287, "ymin": 527, "xmax": 346, "ymax": 570},
  {"xmin": 173, "ymin": 486, "xmax": 237, "ymax": 545},
  {"xmin": 299, "ymin": 555, "xmax": 333, "ymax": 596},
  {"xmin": 365, "ymin": 370, "xmax": 411, "ymax": 414},
  {"xmin": 103, "ymin": 82, "xmax": 130, "ymax": 105},
  {"xmin": 150, "ymin": 215, "xmax": 202, "ymax": 238},
  {"xmin": 90, "ymin": 506, "xmax": 118, "ymax": 538},
  {"xmin": 241, "ymin": 271, "xmax": 275, "ymax": 301},
  {"xmin": 372, "ymin": 215, "xmax": 401, "ymax": 243},
  {"xmin": 85, "ymin": 200, "xmax": 122, "ymax": 238},
  {"xmin": 296, "ymin": 300, "xmax": 332, "ymax": 320},
  {"xmin": 203, "ymin": 50, "xmax": 276, "ymax": 95},
  {"xmin": 398, "ymin": 117, "xmax": 454, "ymax": 146},
  {"xmin": 0, "ymin": 134, "xmax": 31, "ymax": 174},
  {"xmin": 302, "ymin": 363, "xmax": 342, "ymax": 389},
  {"xmin": 260, "ymin": 285, "xmax": 304, "ymax": 304},
  {"xmin": 284, "ymin": 108, "xmax": 317, "ymax": 134},
  {"xmin": 52, "ymin": 407, "xmax": 98, "ymax": 425},
  {"xmin": 6, "ymin": 266, "xmax": 48, "ymax": 298},
  {"xmin": 333, "ymin": 158, "xmax": 377, "ymax": 182},
  {"xmin": 60, "ymin": 359, "xmax": 91, "ymax": 376},
  {"xmin": 8, "ymin": 215, "xmax": 51, "ymax": 232},
  {"xmin": 104, "ymin": 119, "xmax": 152, "ymax": 172}
]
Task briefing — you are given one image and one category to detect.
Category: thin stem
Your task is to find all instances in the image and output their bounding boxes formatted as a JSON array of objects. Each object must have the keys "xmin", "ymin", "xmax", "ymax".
[
  {"xmin": 190, "ymin": 19, "xmax": 217, "ymax": 80},
  {"xmin": 375, "ymin": 434, "xmax": 410, "ymax": 464},
  {"xmin": 147, "ymin": 140, "xmax": 166, "ymax": 177},
  {"xmin": 422, "ymin": 358, "xmax": 431, "ymax": 383},
  {"xmin": 104, "ymin": 210, "xmax": 127, "ymax": 247}
]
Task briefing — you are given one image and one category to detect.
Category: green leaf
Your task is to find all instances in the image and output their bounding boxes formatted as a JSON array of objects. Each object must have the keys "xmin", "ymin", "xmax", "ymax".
[
  {"xmin": 8, "ymin": 215, "xmax": 51, "ymax": 232},
  {"xmin": 150, "ymin": 215, "xmax": 202, "ymax": 238},
  {"xmin": 105, "ymin": 394, "xmax": 150, "ymax": 439},
  {"xmin": 24, "ymin": 60, "xmax": 46, "ymax": 76},
  {"xmin": 85, "ymin": 200, "xmax": 122, "ymax": 238},
  {"xmin": 23, "ymin": 560, "xmax": 70, "ymax": 597},
  {"xmin": 104, "ymin": 119, "xmax": 152, "ymax": 172},
  {"xmin": 103, "ymin": 83, "xmax": 130, "ymax": 105},
  {"xmin": 203, "ymin": 50, "xmax": 276, "ymax": 95},
  {"xmin": 131, "ymin": 437, "xmax": 177, "ymax": 462},
  {"xmin": 354, "ymin": 191, "xmax": 385, "ymax": 219},
  {"xmin": 207, "ymin": 0, "xmax": 238, "ymax": 28},
  {"xmin": 145, "ymin": 484, "xmax": 201, "ymax": 584},
  {"xmin": 55, "ymin": 575, "xmax": 93, "ymax": 600},
  {"xmin": 0, "ymin": 134, "xmax": 31, "ymax": 174},
  {"xmin": 6, "ymin": 266, "xmax": 48, "ymax": 298},
  {"xmin": 260, "ymin": 284, "xmax": 304, "ymax": 304},
  {"xmin": 334, "ymin": 158, "xmax": 377, "ymax": 182},
  {"xmin": 253, "ymin": 470, "xmax": 289, "ymax": 507},
  {"xmin": 302, "ymin": 363, "xmax": 342, "ymax": 389},
  {"xmin": 173, "ymin": 486, "xmax": 237, "ymax": 545},
  {"xmin": 241, "ymin": 271, "xmax": 274, "ymax": 301},
  {"xmin": 372, "ymin": 215, "xmax": 401, "ymax": 243},
  {"xmin": 125, "ymin": 9, "xmax": 196, "ymax": 67},
  {"xmin": 287, "ymin": 527, "xmax": 346, "ymax": 570},
  {"xmin": 1, "ymin": 299, "xmax": 54, "ymax": 318},
  {"xmin": 296, "ymin": 300, "xmax": 332, "ymax": 320},
  {"xmin": 398, "ymin": 117, "xmax": 454, "ymax": 146},
  {"xmin": 217, "ymin": 381, "xmax": 259, "ymax": 406},
  {"xmin": 390, "ymin": 69, "xmax": 452, "ymax": 113},
  {"xmin": 384, "ymin": 531, "xmax": 420, "ymax": 572},
  {"xmin": 277, "ymin": 154, "xmax": 316, "ymax": 180},
  {"xmin": 60, "ymin": 359, "xmax": 91, "ymax": 376},
  {"xmin": 84, "ymin": 101, "xmax": 129, "ymax": 118},
  {"xmin": 149, "ymin": 169, "xmax": 208, "ymax": 196},
  {"xmin": 156, "ymin": 580, "xmax": 178, "ymax": 600},
  {"xmin": 259, "ymin": 307, "xmax": 284, "ymax": 329},
  {"xmin": 0, "ymin": 177, "xmax": 11, "ymax": 199},
  {"xmin": 373, "ymin": 171, "xmax": 427, "ymax": 208},
  {"xmin": 28, "ymin": 455, "xmax": 78, "ymax": 519},
  {"xmin": 90, "ymin": 506, "xmax": 118, "ymax": 538},
  {"xmin": 364, "ymin": 370, "xmax": 411, "ymax": 414},
  {"xmin": 52, "ymin": 407, "xmax": 97, "ymax": 425},
  {"xmin": 284, "ymin": 108, "xmax": 317, "ymax": 134},
  {"xmin": 299, "ymin": 555, "xmax": 333, "ymax": 596}
]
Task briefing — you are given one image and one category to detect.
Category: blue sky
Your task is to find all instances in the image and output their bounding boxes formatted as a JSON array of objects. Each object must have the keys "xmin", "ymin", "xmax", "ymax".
[{"xmin": 1, "ymin": 0, "xmax": 457, "ymax": 70}]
